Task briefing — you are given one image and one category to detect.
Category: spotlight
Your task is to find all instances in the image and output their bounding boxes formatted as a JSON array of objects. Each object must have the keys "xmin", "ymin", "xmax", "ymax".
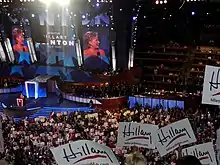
[
  {"xmin": 164, "ymin": 0, "xmax": 167, "ymax": 3},
  {"xmin": 31, "ymin": 14, "xmax": 35, "ymax": 17},
  {"xmin": 155, "ymin": 0, "xmax": 159, "ymax": 4},
  {"xmin": 39, "ymin": 0, "xmax": 70, "ymax": 6},
  {"xmin": 96, "ymin": 3, "xmax": 99, "ymax": 6},
  {"xmin": 192, "ymin": 11, "xmax": 195, "ymax": 15},
  {"xmin": 133, "ymin": 16, "xmax": 137, "ymax": 21},
  {"xmin": 160, "ymin": 1, "xmax": 163, "ymax": 4}
]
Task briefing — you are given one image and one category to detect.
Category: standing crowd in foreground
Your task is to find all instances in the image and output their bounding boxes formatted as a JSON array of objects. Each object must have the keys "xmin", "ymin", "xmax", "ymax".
[{"xmin": 1, "ymin": 106, "xmax": 219, "ymax": 165}]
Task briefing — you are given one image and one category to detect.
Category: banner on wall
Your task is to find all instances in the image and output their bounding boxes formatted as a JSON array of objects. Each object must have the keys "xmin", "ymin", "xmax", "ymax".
[
  {"xmin": 202, "ymin": 65, "xmax": 220, "ymax": 106},
  {"xmin": 117, "ymin": 122, "xmax": 158, "ymax": 149},
  {"xmin": 153, "ymin": 118, "xmax": 196, "ymax": 157},
  {"xmin": 182, "ymin": 142, "xmax": 217, "ymax": 165},
  {"xmin": 50, "ymin": 140, "xmax": 119, "ymax": 165}
]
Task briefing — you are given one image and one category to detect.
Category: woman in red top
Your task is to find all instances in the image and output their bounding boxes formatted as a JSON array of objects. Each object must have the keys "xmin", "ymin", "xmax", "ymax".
[
  {"xmin": 12, "ymin": 28, "xmax": 28, "ymax": 53},
  {"xmin": 83, "ymin": 31, "xmax": 105, "ymax": 57}
]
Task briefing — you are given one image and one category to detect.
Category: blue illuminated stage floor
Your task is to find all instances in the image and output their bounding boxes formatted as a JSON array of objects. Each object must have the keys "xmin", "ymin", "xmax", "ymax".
[{"xmin": 0, "ymin": 93, "xmax": 92, "ymax": 118}]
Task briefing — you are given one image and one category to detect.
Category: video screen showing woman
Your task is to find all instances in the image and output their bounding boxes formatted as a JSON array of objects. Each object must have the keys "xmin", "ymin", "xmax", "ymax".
[
  {"xmin": 83, "ymin": 31, "xmax": 105, "ymax": 56},
  {"xmin": 12, "ymin": 27, "xmax": 31, "ymax": 65},
  {"xmin": 83, "ymin": 31, "xmax": 109, "ymax": 71}
]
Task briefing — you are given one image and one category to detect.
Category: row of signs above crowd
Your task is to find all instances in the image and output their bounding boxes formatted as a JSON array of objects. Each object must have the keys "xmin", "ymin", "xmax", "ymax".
[
  {"xmin": 50, "ymin": 118, "xmax": 217, "ymax": 165},
  {"xmin": 50, "ymin": 64, "xmax": 220, "ymax": 165}
]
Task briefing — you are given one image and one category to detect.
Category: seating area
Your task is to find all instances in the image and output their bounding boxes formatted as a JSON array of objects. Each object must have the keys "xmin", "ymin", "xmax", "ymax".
[
  {"xmin": 134, "ymin": 44, "xmax": 220, "ymax": 95},
  {"xmin": 0, "ymin": 77, "xmax": 23, "ymax": 88},
  {"xmin": 135, "ymin": 44, "xmax": 189, "ymax": 93}
]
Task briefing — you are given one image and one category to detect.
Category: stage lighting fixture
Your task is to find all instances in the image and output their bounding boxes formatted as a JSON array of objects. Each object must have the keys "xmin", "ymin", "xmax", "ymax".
[
  {"xmin": 96, "ymin": 3, "xmax": 99, "ymax": 7},
  {"xmin": 192, "ymin": 11, "xmax": 195, "ymax": 15},
  {"xmin": 164, "ymin": 0, "xmax": 167, "ymax": 3},
  {"xmin": 160, "ymin": 1, "xmax": 163, "ymax": 4},
  {"xmin": 39, "ymin": 0, "xmax": 70, "ymax": 6},
  {"xmin": 155, "ymin": 0, "xmax": 159, "ymax": 4},
  {"xmin": 82, "ymin": 15, "xmax": 86, "ymax": 19}
]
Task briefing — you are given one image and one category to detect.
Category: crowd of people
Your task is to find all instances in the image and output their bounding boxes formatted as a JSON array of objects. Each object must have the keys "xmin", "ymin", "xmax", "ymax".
[
  {"xmin": 0, "ymin": 77, "xmax": 22, "ymax": 88},
  {"xmin": 1, "ymin": 105, "xmax": 218, "ymax": 165},
  {"xmin": 62, "ymin": 82, "xmax": 145, "ymax": 98}
]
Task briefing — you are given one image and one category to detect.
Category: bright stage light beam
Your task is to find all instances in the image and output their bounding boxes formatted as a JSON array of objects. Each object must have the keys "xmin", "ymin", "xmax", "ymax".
[{"xmin": 39, "ymin": 0, "xmax": 70, "ymax": 6}]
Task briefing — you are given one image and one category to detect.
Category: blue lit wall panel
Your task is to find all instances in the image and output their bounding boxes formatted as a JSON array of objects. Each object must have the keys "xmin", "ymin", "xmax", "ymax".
[
  {"xmin": 144, "ymin": 97, "xmax": 151, "ymax": 107},
  {"xmin": 129, "ymin": 96, "xmax": 135, "ymax": 108},
  {"xmin": 168, "ymin": 100, "xmax": 177, "ymax": 108},
  {"xmin": 136, "ymin": 97, "xmax": 144, "ymax": 106},
  {"xmin": 160, "ymin": 99, "xmax": 169, "ymax": 109},
  {"xmin": 151, "ymin": 99, "xmax": 160, "ymax": 108},
  {"xmin": 177, "ymin": 101, "xmax": 184, "ymax": 109}
]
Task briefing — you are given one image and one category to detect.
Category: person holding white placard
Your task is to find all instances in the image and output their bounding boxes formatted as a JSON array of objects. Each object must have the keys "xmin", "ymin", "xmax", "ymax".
[{"xmin": 216, "ymin": 125, "xmax": 220, "ymax": 164}]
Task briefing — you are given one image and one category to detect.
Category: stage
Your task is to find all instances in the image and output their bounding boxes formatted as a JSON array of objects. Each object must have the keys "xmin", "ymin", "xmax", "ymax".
[{"xmin": 0, "ymin": 93, "xmax": 92, "ymax": 119}]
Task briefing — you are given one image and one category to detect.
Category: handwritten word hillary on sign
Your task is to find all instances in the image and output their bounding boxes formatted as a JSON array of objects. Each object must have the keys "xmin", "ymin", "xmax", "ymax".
[
  {"xmin": 153, "ymin": 118, "xmax": 196, "ymax": 157},
  {"xmin": 117, "ymin": 122, "xmax": 158, "ymax": 149},
  {"xmin": 50, "ymin": 140, "xmax": 119, "ymax": 165},
  {"xmin": 202, "ymin": 65, "xmax": 220, "ymax": 106},
  {"xmin": 182, "ymin": 142, "xmax": 217, "ymax": 165}
]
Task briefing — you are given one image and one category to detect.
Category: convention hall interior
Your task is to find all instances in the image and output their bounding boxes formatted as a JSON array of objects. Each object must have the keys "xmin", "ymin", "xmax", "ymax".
[{"xmin": 0, "ymin": 0, "xmax": 219, "ymax": 164}]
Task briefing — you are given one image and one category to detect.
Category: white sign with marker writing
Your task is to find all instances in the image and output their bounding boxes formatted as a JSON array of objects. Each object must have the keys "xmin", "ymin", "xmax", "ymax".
[
  {"xmin": 50, "ymin": 140, "xmax": 120, "ymax": 165},
  {"xmin": 202, "ymin": 65, "xmax": 220, "ymax": 106},
  {"xmin": 182, "ymin": 142, "xmax": 217, "ymax": 165},
  {"xmin": 153, "ymin": 118, "xmax": 196, "ymax": 157},
  {"xmin": 117, "ymin": 122, "xmax": 159, "ymax": 149}
]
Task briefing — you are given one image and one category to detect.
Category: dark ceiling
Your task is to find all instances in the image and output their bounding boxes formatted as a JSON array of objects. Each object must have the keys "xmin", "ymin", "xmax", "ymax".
[{"xmin": 136, "ymin": 1, "xmax": 220, "ymax": 48}]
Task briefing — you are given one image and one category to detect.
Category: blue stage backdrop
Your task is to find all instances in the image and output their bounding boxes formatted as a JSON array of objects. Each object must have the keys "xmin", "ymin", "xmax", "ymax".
[
  {"xmin": 9, "ymin": 6, "xmax": 78, "ymax": 80},
  {"xmin": 82, "ymin": 13, "xmax": 110, "ymax": 71}
]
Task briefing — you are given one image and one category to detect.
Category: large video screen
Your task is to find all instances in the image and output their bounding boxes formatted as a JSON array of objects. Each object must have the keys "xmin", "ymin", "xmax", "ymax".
[
  {"xmin": 82, "ymin": 13, "xmax": 110, "ymax": 71},
  {"xmin": 12, "ymin": 26, "xmax": 31, "ymax": 65},
  {"xmin": 8, "ymin": 7, "xmax": 78, "ymax": 80},
  {"xmin": 34, "ymin": 8, "xmax": 77, "ymax": 67}
]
